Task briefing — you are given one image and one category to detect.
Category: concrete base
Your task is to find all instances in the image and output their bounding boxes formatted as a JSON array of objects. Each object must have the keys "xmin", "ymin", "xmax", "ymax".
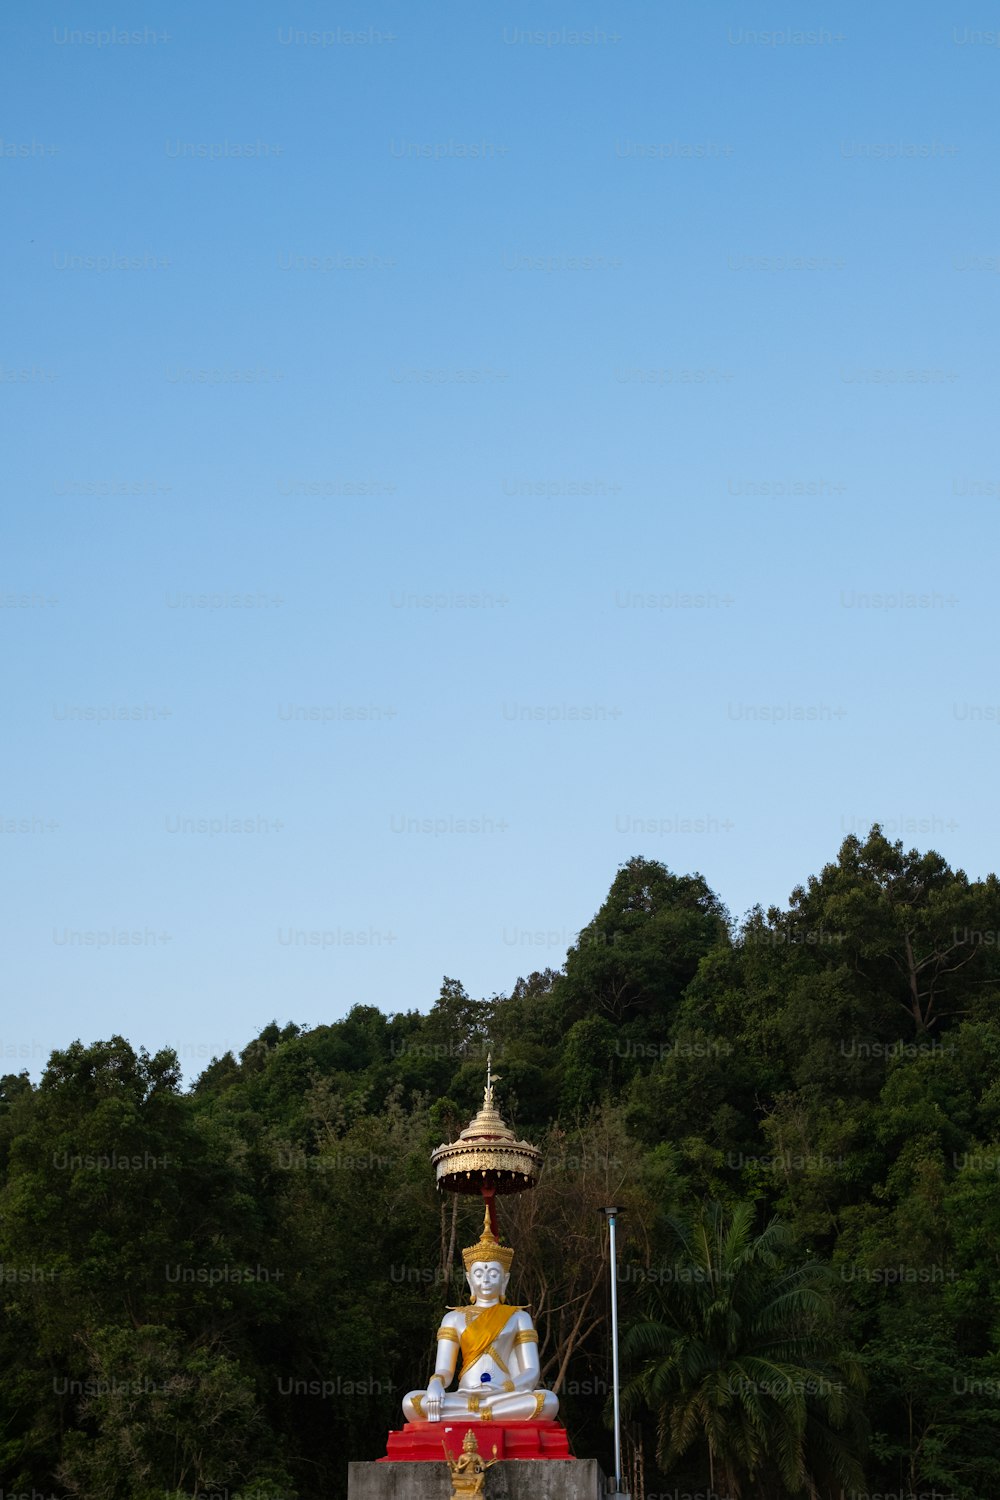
[{"xmin": 348, "ymin": 1459, "xmax": 607, "ymax": 1500}]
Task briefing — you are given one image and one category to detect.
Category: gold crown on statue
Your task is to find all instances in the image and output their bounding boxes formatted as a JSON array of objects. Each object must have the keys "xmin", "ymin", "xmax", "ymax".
[{"xmin": 462, "ymin": 1206, "xmax": 514, "ymax": 1274}]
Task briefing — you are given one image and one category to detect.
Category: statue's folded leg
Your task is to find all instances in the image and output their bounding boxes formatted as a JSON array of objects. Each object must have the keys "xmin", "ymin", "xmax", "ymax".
[
  {"xmin": 405, "ymin": 1390, "xmax": 523, "ymax": 1422},
  {"xmin": 483, "ymin": 1390, "xmax": 559, "ymax": 1421},
  {"xmin": 403, "ymin": 1389, "xmax": 557, "ymax": 1422}
]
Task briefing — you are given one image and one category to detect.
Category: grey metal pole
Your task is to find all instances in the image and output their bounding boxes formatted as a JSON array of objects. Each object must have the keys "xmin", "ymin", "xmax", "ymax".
[{"xmin": 600, "ymin": 1206, "xmax": 626, "ymax": 1495}]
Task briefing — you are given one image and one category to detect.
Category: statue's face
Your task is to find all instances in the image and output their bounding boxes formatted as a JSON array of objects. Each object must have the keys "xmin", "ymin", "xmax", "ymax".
[{"xmin": 466, "ymin": 1259, "xmax": 509, "ymax": 1302}]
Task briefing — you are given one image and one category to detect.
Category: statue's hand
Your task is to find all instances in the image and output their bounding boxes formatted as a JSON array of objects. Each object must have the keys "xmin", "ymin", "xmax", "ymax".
[{"xmin": 425, "ymin": 1378, "xmax": 444, "ymax": 1422}]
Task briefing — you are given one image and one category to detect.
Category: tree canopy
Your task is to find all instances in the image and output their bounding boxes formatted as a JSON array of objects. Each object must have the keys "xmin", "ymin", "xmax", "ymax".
[{"xmin": 2, "ymin": 827, "xmax": 999, "ymax": 1499}]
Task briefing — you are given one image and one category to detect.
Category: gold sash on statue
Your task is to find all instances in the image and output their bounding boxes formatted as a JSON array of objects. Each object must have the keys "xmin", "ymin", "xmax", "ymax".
[{"xmin": 458, "ymin": 1305, "xmax": 519, "ymax": 1370}]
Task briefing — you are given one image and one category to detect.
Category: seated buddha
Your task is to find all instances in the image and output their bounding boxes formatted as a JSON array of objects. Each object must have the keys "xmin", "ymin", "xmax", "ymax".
[{"xmin": 402, "ymin": 1207, "xmax": 559, "ymax": 1423}]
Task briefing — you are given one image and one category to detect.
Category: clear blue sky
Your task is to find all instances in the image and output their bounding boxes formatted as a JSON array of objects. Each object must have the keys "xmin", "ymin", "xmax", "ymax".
[{"xmin": 3, "ymin": 1, "xmax": 997, "ymax": 1081}]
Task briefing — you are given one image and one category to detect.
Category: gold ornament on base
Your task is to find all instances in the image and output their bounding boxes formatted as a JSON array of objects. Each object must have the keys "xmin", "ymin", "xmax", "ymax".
[{"xmin": 444, "ymin": 1429, "xmax": 500, "ymax": 1497}]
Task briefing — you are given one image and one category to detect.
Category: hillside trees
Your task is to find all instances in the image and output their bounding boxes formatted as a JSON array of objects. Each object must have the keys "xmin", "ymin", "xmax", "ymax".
[{"xmin": 2, "ymin": 833, "xmax": 999, "ymax": 1498}]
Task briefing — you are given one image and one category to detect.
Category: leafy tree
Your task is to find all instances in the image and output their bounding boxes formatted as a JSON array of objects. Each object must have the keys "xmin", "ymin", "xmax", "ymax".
[
  {"xmin": 778, "ymin": 826, "xmax": 1000, "ymax": 1036},
  {"xmin": 56, "ymin": 1325, "xmax": 291, "ymax": 1500},
  {"xmin": 622, "ymin": 1202, "xmax": 867, "ymax": 1499},
  {"xmin": 558, "ymin": 857, "xmax": 728, "ymax": 1030}
]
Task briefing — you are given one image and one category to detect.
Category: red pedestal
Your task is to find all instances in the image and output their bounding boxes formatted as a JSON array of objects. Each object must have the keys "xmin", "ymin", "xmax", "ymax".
[{"xmin": 379, "ymin": 1420, "xmax": 574, "ymax": 1462}]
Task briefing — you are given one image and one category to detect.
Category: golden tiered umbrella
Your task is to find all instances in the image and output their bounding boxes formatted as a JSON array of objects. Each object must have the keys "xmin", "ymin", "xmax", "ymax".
[{"xmin": 431, "ymin": 1054, "xmax": 542, "ymax": 1234}]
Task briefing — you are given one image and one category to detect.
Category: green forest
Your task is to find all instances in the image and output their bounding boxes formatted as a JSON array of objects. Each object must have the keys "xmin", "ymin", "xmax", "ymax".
[{"xmin": 3, "ymin": 826, "xmax": 1000, "ymax": 1500}]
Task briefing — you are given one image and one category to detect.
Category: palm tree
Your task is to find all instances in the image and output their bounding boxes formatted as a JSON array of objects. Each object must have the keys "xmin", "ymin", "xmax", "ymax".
[{"xmin": 621, "ymin": 1201, "xmax": 866, "ymax": 1499}]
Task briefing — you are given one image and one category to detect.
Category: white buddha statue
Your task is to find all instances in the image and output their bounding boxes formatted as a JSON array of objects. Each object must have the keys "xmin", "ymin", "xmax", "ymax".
[{"xmin": 402, "ymin": 1208, "xmax": 559, "ymax": 1423}]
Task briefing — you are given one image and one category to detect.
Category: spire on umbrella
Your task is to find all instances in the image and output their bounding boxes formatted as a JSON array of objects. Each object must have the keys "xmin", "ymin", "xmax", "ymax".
[{"xmin": 431, "ymin": 1058, "xmax": 542, "ymax": 1234}]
